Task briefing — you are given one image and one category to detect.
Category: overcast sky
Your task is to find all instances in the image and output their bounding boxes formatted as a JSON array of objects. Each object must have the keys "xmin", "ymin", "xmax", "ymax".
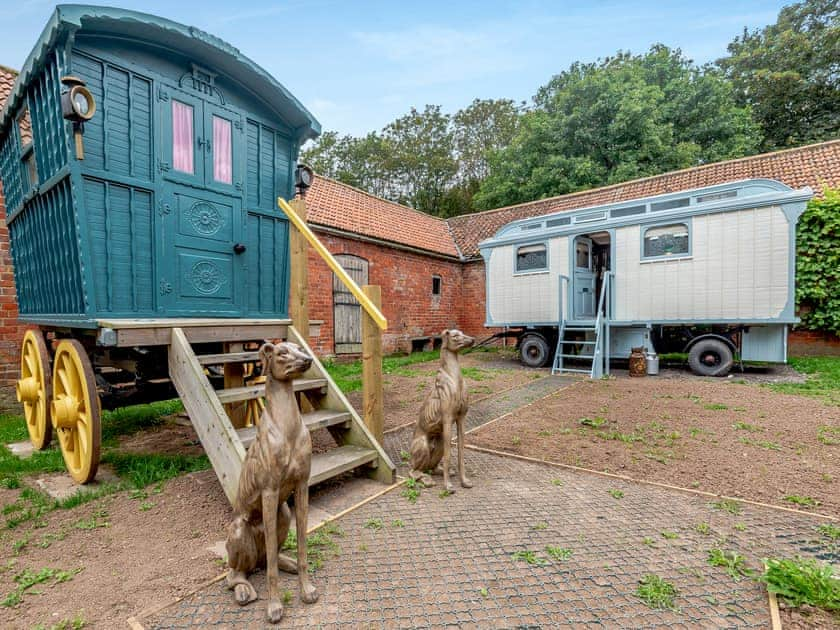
[{"xmin": 0, "ymin": 1, "xmax": 788, "ymax": 136}]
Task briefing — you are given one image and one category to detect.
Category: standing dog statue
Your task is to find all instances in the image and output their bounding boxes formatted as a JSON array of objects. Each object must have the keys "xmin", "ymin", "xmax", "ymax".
[
  {"xmin": 409, "ymin": 329, "xmax": 475, "ymax": 492},
  {"xmin": 226, "ymin": 341, "xmax": 319, "ymax": 624}
]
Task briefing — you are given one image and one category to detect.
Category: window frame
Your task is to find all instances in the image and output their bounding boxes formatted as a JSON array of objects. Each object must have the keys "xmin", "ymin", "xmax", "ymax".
[
  {"xmin": 431, "ymin": 275, "xmax": 442, "ymax": 296},
  {"xmin": 640, "ymin": 220, "xmax": 692, "ymax": 262},
  {"xmin": 514, "ymin": 241, "xmax": 549, "ymax": 275}
]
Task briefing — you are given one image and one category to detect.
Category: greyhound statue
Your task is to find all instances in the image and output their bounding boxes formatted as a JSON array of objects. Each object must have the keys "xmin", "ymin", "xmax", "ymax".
[
  {"xmin": 225, "ymin": 341, "xmax": 319, "ymax": 624},
  {"xmin": 409, "ymin": 329, "xmax": 475, "ymax": 492}
]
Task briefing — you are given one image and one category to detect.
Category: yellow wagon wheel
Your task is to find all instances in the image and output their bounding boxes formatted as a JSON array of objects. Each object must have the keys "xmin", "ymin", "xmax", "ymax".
[
  {"xmin": 243, "ymin": 375, "xmax": 266, "ymax": 427},
  {"xmin": 16, "ymin": 330, "xmax": 53, "ymax": 450},
  {"xmin": 51, "ymin": 340, "xmax": 101, "ymax": 484}
]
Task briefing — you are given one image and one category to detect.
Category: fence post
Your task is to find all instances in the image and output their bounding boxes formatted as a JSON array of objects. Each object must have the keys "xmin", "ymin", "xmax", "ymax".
[
  {"xmin": 362, "ymin": 285, "xmax": 384, "ymax": 443},
  {"xmin": 289, "ymin": 196, "xmax": 310, "ymax": 343}
]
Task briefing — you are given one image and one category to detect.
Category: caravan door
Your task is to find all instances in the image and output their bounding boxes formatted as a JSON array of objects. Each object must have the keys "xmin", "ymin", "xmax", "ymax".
[{"xmin": 573, "ymin": 236, "xmax": 596, "ymax": 319}]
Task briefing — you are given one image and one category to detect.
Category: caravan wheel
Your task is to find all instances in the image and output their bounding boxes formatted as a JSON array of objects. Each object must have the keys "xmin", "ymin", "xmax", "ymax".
[
  {"xmin": 520, "ymin": 335, "xmax": 550, "ymax": 368},
  {"xmin": 688, "ymin": 339, "xmax": 733, "ymax": 377}
]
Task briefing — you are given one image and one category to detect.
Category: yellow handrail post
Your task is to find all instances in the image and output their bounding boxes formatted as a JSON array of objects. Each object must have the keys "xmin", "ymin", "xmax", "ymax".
[
  {"xmin": 288, "ymin": 196, "xmax": 310, "ymax": 342},
  {"xmin": 278, "ymin": 197, "xmax": 387, "ymax": 330},
  {"xmin": 362, "ymin": 285, "xmax": 384, "ymax": 442}
]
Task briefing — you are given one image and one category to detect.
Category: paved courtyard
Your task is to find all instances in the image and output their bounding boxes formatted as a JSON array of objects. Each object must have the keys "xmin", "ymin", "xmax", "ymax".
[{"xmin": 142, "ymin": 376, "xmax": 835, "ymax": 629}]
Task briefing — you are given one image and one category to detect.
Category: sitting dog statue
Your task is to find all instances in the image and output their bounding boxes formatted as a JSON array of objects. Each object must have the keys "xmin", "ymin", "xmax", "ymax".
[
  {"xmin": 226, "ymin": 341, "xmax": 319, "ymax": 624},
  {"xmin": 409, "ymin": 329, "xmax": 475, "ymax": 492}
]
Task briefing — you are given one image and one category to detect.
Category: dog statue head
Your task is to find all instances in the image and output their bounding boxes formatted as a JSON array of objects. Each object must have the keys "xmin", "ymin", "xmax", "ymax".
[
  {"xmin": 441, "ymin": 329, "xmax": 475, "ymax": 354},
  {"xmin": 259, "ymin": 341, "xmax": 313, "ymax": 381}
]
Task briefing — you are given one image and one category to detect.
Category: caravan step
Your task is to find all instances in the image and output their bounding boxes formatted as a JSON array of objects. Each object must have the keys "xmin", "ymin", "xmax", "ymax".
[
  {"xmin": 557, "ymin": 368, "xmax": 592, "ymax": 374},
  {"xmin": 559, "ymin": 340, "xmax": 596, "ymax": 345},
  {"xmin": 236, "ymin": 410, "xmax": 352, "ymax": 448},
  {"xmin": 198, "ymin": 351, "xmax": 259, "ymax": 365},
  {"xmin": 563, "ymin": 327, "xmax": 596, "ymax": 332},
  {"xmin": 217, "ymin": 378, "xmax": 328, "ymax": 403},
  {"xmin": 559, "ymin": 353, "xmax": 595, "ymax": 359},
  {"xmin": 310, "ymin": 445, "xmax": 378, "ymax": 486}
]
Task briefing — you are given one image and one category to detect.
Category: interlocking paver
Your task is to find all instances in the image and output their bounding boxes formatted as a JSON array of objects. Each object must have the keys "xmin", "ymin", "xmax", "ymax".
[{"xmin": 144, "ymin": 376, "xmax": 833, "ymax": 628}]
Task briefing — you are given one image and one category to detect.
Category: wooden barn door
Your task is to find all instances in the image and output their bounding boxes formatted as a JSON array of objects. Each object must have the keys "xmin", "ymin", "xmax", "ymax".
[{"xmin": 333, "ymin": 255, "xmax": 369, "ymax": 354}]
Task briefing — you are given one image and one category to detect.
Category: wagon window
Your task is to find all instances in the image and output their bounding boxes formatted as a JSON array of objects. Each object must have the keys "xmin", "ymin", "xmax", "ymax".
[
  {"xmin": 643, "ymin": 223, "xmax": 689, "ymax": 258},
  {"xmin": 516, "ymin": 244, "xmax": 547, "ymax": 272},
  {"xmin": 172, "ymin": 100, "xmax": 194, "ymax": 174},
  {"xmin": 212, "ymin": 116, "xmax": 232, "ymax": 184}
]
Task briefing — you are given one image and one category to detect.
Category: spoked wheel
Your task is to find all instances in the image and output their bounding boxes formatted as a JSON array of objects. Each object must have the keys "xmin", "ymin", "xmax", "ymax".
[
  {"xmin": 51, "ymin": 340, "xmax": 101, "ymax": 484},
  {"xmin": 243, "ymin": 375, "xmax": 265, "ymax": 427},
  {"xmin": 16, "ymin": 330, "xmax": 53, "ymax": 450}
]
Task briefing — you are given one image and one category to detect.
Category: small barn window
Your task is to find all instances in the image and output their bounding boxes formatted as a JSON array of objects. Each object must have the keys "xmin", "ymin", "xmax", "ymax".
[
  {"xmin": 172, "ymin": 100, "xmax": 194, "ymax": 174},
  {"xmin": 432, "ymin": 275, "xmax": 441, "ymax": 296},
  {"xmin": 643, "ymin": 223, "xmax": 690, "ymax": 259},
  {"xmin": 516, "ymin": 243, "xmax": 547, "ymax": 272}
]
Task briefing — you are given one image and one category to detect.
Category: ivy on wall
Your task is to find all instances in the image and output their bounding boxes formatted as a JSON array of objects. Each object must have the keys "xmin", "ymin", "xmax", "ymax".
[{"xmin": 796, "ymin": 188, "xmax": 840, "ymax": 334}]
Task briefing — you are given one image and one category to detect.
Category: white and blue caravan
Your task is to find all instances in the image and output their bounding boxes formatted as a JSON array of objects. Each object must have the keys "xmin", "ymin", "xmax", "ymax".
[{"xmin": 478, "ymin": 179, "xmax": 813, "ymax": 377}]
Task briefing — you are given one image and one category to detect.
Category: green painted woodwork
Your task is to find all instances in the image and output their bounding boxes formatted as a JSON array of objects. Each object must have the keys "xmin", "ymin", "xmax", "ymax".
[{"xmin": 0, "ymin": 6, "xmax": 321, "ymax": 324}]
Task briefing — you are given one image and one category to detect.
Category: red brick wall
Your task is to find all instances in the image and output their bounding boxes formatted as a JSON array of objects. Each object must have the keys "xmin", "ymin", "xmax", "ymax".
[
  {"xmin": 307, "ymin": 231, "xmax": 464, "ymax": 356},
  {"xmin": 788, "ymin": 330, "xmax": 840, "ymax": 357},
  {"xmin": 0, "ymin": 181, "xmax": 28, "ymax": 386}
]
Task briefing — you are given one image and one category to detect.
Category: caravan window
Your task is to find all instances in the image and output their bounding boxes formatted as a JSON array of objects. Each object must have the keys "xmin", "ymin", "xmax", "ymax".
[
  {"xmin": 643, "ymin": 223, "xmax": 689, "ymax": 259},
  {"xmin": 515, "ymin": 244, "xmax": 547, "ymax": 272}
]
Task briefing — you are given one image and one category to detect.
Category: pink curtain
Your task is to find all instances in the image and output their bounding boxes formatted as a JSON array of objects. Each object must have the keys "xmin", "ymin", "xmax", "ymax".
[
  {"xmin": 213, "ymin": 116, "xmax": 232, "ymax": 184},
  {"xmin": 172, "ymin": 101, "xmax": 194, "ymax": 174}
]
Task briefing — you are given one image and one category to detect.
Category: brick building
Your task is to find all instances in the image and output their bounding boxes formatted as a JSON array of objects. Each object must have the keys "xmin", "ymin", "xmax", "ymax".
[{"xmin": 2, "ymin": 58, "xmax": 839, "ymax": 386}]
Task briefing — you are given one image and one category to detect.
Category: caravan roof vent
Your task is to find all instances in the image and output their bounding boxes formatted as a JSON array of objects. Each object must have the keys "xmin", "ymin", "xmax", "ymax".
[
  {"xmin": 651, "ymin": 197, "xmax": 690, "ymax": 212},
  {"xmin": 576, "ymin": 211, "xmax": 607, "ymax": 223},
  {"xmin": 611, "ymin": 204, "xmax": 646, "ymax": 218},
  {"xmin": 520, "ymin": 223, "xmax": 542, "ymax": 231},
  {"xmin": 546, "ymin": 216, "xmax": 571, "ymax": 228},
  {"xmin": 695, "ymin": 190, "xmax": 737, "ymax": 204}
]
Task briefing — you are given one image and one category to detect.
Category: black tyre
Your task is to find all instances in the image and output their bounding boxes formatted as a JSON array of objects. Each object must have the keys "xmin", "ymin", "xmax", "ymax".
[
  {"xmin": 687, "ymin": 339, "xmax": 733, "ymax": 377},
  {"xmin": 520, "ymin": 334, "xmax": 551, "ymax": 368}
]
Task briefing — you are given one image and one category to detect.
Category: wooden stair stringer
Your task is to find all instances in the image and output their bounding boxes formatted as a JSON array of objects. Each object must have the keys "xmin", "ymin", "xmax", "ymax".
[
  {"xmin": 168, "ymin": 327, "xmax": 246, "ymax": 505},
  {"xmin": 287, "ymin": 326, "xmax": 396, "ymax": 484}
]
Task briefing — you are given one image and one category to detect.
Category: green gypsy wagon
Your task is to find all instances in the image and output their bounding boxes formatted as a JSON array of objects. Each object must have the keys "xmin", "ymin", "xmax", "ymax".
[{"xmin": 1, "ymin": 5, "xmax": 393, "ymax": 499}]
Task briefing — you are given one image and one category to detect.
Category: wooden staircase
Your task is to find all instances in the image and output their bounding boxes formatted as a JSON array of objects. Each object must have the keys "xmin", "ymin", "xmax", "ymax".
[{"xmin": 168, "ymin": 325, "xmax": 395, "ymax": 506}]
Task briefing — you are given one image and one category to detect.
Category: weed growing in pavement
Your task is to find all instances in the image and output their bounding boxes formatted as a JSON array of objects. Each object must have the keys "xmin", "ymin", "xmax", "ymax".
[
  {"xmin": 608, "ymin": 489, "xmax": 624, "ymax": 499},
  {"xmin": 550, "ymin": 478, "xmax": 564, "ymax": 486},
  {"xmin": 438, "ymin": 489, "xmax": 452, "ymax": 499},
  {"xmin": 545, "ymin": 546, "xmax": 573, "ymax": 561},
  {"xmin": 761, "ymin": 557, "xmax": 839, "ymax": 612},
  {"xmin": 401, "ymin": 478, "xmax": 421, "ymax": 504},
  {"xmin": 479, "ymin": 587, "xmax": 489, "ymax": 598},
  {"xmin": 710, "ymin": 498, "xmax": 742, "ymax": 515},
  {"xmin": 391, "ymin": 519, "xmax": 404, "ymax": 528},
  {"xmin": 661, "ymin": 531, "xmax": 679, "ymax": 540},
  {"xmin": 695, "ymin": 523, "xmax": 711, "ymax": 535},
  {"xmin": 283, "ymin": 522, "xmax": 344, "ymax": 572},
  {"xmin": 511, "ymin": 436, "xmax": 521, "ymax": 446},
  {"xmin": 636, "ymin": 574, "xmax": 679, "ymax": 610},
  {"xmin": 399, "ymin": 450, "xmax": 410, "ymax": 462},
  {"xmin": 511, "ymin": 550, "xmax": 549, "ymax": 566},
  {"xmin": 734, "ymin": 523, "xmax": 747, "ymax": 532},
  {"xmin": 537, "ymin": 430, "xmax": 552, "ymax": 437},
  {"xmin": 784, "ymin": 495, "xmax": 821, "ymax": 508},
  {"xmin": 282, "ymin": 590, "xmax": 293, "ymax": 605},
  {"xmin": 643, "ymin": 537, "xmax": 656, "ymax": 547},
  {"xmin": 707, "ymin": 548, "xmax": 753, "ymax": 580},
  {"xmin": 363, "ymin": 518, "xmax": 383, "ymax": 530},
  {"xmin": 733, "ymin": 421, "xmax": 764, "ymax": 432},
  {"xmin": 817, "ymin": 523, "xmax": 840, "ymax": 541},
  {"xmin": 579, "ymin": 417, "xmax": 607, "ymax": 428},
  {"xmin": 738, "ymin": 436, "xmax": 782, "ymax": 451}
]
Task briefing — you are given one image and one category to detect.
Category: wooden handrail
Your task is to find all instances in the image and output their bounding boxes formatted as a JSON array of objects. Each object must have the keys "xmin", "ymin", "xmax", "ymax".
[{"xmin": 278, "ymin": 197, "xmax": 388, "ymax": 330}]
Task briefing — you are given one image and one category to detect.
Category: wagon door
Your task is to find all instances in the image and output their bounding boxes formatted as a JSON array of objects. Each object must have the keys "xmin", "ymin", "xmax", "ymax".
[
  {"xmin": 333, "ymin": 255, "xmax": 369, "ymax": 354},
  {"xmin": 158, "ymin": 88, "xmax": 245, "ymax": 316},
  {"xmin": 573, "ymin": 236, "xmax": 596, "ymax": 319}
]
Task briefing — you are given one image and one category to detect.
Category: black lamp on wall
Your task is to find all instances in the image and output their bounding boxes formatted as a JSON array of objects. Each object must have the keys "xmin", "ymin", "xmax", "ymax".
[
  {"xmin": 295, "ymin": 163, "xmax": 314, "ymax": 197},
  {"xmin": 60, "ymin": 76, "xmax": 96, "ymax": 159}
]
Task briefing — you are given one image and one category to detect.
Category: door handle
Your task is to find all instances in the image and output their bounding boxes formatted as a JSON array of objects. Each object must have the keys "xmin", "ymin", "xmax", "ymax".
[{"xmin": 233, "ymin": 243, "xmax": 246, "ymax": 254}]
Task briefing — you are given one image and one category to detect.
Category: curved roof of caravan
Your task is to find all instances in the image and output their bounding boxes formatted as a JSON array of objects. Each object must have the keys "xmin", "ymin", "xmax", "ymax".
[
  {"xmin": 480, "ymin": 178, "xmax": 813, "ymax": 250},
  {"xmin": 0, "ymin": 4, "xmax": 320, "ymax": 139}
]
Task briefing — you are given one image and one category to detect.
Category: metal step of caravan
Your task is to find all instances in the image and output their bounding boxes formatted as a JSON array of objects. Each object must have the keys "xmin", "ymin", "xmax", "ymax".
[
  {"xmin": 216, "ymin": 378, "xmax": 328, "ymax": 403},
  {"xmin": 236, "ymin": 409, "xmax": 352, "ymax": 447},
  {"xmin": 558, "ymin": 353, "xmax": 595, "ymax": 360},
  {"xmin": 558, "ymin": 340, "xmax": 597, "ymax": 345}
]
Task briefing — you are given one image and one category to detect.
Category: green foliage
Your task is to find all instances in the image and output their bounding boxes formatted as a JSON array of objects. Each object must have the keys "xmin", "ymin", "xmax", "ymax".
[
  {"xmin": 544, "ymin": 545, "xmax": 573, "ymax": 561},
  {"xmin": 401, "ymin": 477, "xmax": 421, "ymax": 504},
  {"xmin": 511, "ymin": 550, "xmax": 549, "ymax": 566},
  {"xmin": 761, "ymin": 557, "xmax": 840, "ymax": 611},
  {"xmin": 710, "ymin": 498, "xmax": 742, "ymax": 514},
  {"xmin": 707, "ymin": 548, "xmax": 754, "ymax": 580},
  {"xmin": 718, "ymin": 0, "xmax": 840, "ymax": 150},
  {"xmin": 795, "ymin": 189, "xmax": 840, "ymax": 334},
  {"xmin": 323, "ymin": 349, "xmax": 440, "ymax": 393},
  {"xmin": 783, "ymin": 494, "xmax": 820, "ymax": 507},
  {"xmin": 102, "ymin": 452, "xmax": 210, "ymax": 489},
  {"xmin": 635, "ymin": 574, "xmax": 679, "ymax": 610},
  {"xmin": 767, "ymin": 356, "xmax": 840, "ymax": 405},
  {"xmin": 475, "ymin": 45, "xmax": 760, "ymax": 209}
]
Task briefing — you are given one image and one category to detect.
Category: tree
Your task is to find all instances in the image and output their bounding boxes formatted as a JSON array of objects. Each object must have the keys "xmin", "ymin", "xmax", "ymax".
[
  {"xmin": 474, "ymin": 46, "xmax": 761, "ymax": 210},
  {"xmin": 718, "ymin": 0, "xmax": 840, "ymax": 150}
]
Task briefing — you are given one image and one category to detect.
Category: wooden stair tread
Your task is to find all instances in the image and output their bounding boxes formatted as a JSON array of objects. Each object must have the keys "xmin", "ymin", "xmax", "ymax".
[
  {"xmin": 216, "ymin": 378, "xmax": 327, "ymax": 403},
  {"xmin": 309, "ymin": 445, "xmax": 378, "ymax": 486},
  {"xmin": 198, "ymin": 351, "xmax": 259, "ymax": 365},
  {"xmin": 236, "ymin": 410, "xmax": 352, "ymax": 448}
]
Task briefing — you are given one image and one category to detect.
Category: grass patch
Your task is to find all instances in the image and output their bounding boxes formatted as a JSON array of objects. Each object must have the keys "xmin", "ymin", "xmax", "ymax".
[
  {"xmin": 695, "ymin": 522, "xmax": 711, "ymax": 535},
  {"xmin": 767, "ymin": 356, "xmax": 840, "ymax": 405},
  {"xmin": 761, "ymin": 557, "xmax": 839, "ymax": 612},
  {"xmin": 323, "ymin": 350, "xmax": 444, "ymax": 392},
  {"xmin": 710, "ymin": 498, "xmax": 742, "ymax": 515},
  {"xmin": 579, "ymin": 416, "xmax": 607, "ymax": 428},
  {"xmin": 363, "ymin": 518, "xmax": 383, "ymax": 531},
  {"xmin": 817, "ymin": 425, "xmax": 840, "ymax": 446},
  {"xmin": 733, "ymin": 421, "xmax": 764, "ymax": 432},
  {"xmin": 635, "ymin": 574, "xmax": 678, "ymax": 610},
  {"xmin": 738, "ymin": 436, "xmax": 782, "ymax": 451},
  {"xmin": 703, "ymin": 403, "xmax": 728, "ymax": 411},
  {"xmin": 460, "ymin": 367, "xmax": 494, "ymax": 380},
  {"xmin": 707, "ymin": 548, "xmax": 753, "ymax": 580},
  {"xmin": 511, "ymin": 550, "xmax": 548, "ymax": 566},
  {"xmin": 544, "ymin": 545, "xmax": 573, "ymax": 561},
  {"xmin": 783, "ymin": 495, "xmax": 820, "ymax": 508},
  {"xmin": 102, "ymin": 452, "xmax": 210, "ymax": 489},
  {"xmin": 282, "ymin": 522, "xmax": 344, "ymax": 572},
  {"xmin": 608, "ymin": 489, "xmax": 624, "ymax": 499},
  {"xmin": 2, "ymin": 566, "xmax": 82, "ymax": 607},
  {"xmin": 817, "ymin": 522, "xmax": 840, "ymax": 541}
]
